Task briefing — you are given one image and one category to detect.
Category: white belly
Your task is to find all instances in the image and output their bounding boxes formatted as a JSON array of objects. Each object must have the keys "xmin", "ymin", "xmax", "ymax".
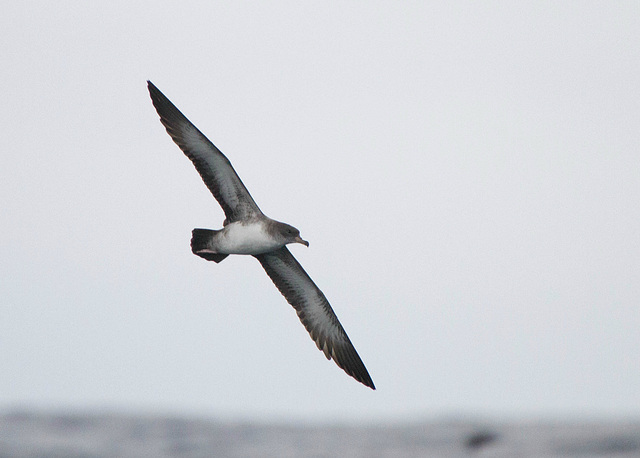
[{"xmin": 216, "ymin": 221, "xmax": 283, "ymax": 255}]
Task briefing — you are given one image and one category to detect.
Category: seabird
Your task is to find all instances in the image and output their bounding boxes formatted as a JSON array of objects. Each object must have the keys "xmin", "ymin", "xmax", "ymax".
[{"xmin": 147, "ymin": 81, "xmax": 375, "ymax": 389}]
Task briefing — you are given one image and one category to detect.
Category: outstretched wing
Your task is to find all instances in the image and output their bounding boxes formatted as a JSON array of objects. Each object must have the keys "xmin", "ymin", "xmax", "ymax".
[
  {"xmin": 255, "ymin": 247, "xmax": 375, "ymax": 389},
  {"xmin": 148, "ymin": 81, "xmax": 262, "ymax": 223}
]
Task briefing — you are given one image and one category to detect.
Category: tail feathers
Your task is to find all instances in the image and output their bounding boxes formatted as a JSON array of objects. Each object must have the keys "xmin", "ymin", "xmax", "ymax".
[
  {"xmin": 200, "ymin": 252, "xmax": 229, "ymax": 263},
  {"xmin": 191, "ymin": 228, "xmax": 229, "ymax": 263}
]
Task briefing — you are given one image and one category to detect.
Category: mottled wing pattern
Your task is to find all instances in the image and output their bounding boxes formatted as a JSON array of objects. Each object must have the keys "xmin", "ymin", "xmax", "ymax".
[
  {"xmin": 148, "ymin": 81, "xmax": 261, "ymax": 223},
  {"xmin": 255, "ymin": 247, "xmax": 375, "ymax": 389}
]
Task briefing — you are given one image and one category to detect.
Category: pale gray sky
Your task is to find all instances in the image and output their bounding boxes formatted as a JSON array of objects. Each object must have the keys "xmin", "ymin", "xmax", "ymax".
[{"xmin": 1, "ymin": 1, "xmax": 639, "ymax": 421}]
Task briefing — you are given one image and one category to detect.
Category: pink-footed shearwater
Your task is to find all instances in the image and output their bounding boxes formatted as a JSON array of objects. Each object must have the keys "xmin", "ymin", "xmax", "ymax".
[{"xmin": 147, "ymin": 81, "xmax": 375, "ymax": 389}]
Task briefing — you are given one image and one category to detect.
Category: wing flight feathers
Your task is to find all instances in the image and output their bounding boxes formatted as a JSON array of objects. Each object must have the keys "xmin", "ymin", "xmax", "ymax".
[
  {"xmin": 255, "ymin": 247, "xmax": 375, "ymax": 389},
  {"xmin": 148, "ymin": 81, "xmax": 261, "ymax": 222}
]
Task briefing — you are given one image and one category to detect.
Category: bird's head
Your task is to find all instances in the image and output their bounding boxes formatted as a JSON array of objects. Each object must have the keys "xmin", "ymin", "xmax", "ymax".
[{"xmin": 278, "ymin": 222, "xmax": 309, "ymax": 247}]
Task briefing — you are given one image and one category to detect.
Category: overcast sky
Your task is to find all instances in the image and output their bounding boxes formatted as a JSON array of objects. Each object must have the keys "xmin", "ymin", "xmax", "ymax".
[{"xmin": 1, "ymin": 2, "xmax": 639, "ymax": 422}]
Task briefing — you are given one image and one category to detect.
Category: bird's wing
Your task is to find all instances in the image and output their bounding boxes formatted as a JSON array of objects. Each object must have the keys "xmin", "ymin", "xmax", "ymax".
[
  {"xmin": 148, "ymin": 81, "xmax": 262, "ymax": 223},
  {"xmin": 255, "ymin": 247, "xmax": 375, "ymax": 389}
]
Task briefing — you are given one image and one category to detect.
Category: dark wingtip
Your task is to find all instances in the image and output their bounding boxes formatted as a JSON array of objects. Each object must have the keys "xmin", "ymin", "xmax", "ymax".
[
  {"xmin": 147, "ymin": 80, "xmax": 164, "ymax": 104},
  {"xmin": 331, "ymin": 340, "xmax": 375, "ymax": 390},
  {"xmin": 356, "ymin": 366, "xmax": 376, "ymax": 390}
]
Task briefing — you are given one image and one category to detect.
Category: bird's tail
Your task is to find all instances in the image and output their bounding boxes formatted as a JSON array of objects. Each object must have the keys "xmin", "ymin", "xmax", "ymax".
[{"xmin": 191, "ymin": 228, "xmax": 228, "ymax": 263}]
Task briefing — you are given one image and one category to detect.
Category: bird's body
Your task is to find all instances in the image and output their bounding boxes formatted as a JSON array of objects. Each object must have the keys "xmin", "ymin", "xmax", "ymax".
[
  {"xmin": 197, "ymin": 219, "xmax": 300, "ymax": 255},
  {"xmin": 212, "ymin": 220, "xmax": 276, "ymax": 254},
  {"xmin": 147, "ymin": 81, "xmax": 375, "ymax": 389}
]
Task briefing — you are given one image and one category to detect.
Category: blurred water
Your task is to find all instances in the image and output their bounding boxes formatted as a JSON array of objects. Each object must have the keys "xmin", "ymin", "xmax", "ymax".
[{"xmin": 1, "ymin": 411, "xmax": 639, "ymax": 457}]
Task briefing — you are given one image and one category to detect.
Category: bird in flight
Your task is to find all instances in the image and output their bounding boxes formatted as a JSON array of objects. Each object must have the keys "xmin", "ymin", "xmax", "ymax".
[{"xmin": 147, "ymin": 81, "xmax": 375, "ymax": 389}]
